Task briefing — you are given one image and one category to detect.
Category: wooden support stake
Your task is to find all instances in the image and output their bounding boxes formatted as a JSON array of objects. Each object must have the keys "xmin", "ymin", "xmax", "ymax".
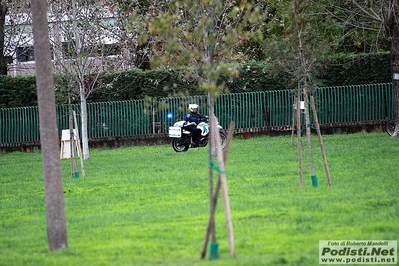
[
  {"xmin": 223, "ymin": 122, "xmax": 235, "ymax": 165},
  {"xmin": 201, "ymin": 121, "xmax": 235, "ymax": 259},
  {"xmin": 69, "ymin": 110, "xmax": 78, "ymax": 178},
  {"xmin": 302, "ymin": 91, "xmax": 317, "ymax": 185},
  {"xmin": 73, "ymin": 111, "xmax": 85, "ymax": 178},
  {"xmin": 291, "ymin": 99, "xmax": 296, "ymax": 146},
  {"xmin": 212, "ymin": 116, "xmax": 235, "ymax": 257},
  {"xmin": 310, "ymin": 96, "xmax": 332, "ymax": 186}
]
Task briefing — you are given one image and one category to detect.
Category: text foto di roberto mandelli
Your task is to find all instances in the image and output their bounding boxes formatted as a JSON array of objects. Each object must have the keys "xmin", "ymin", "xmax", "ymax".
[{"xmin": 327, "ymin": 240, "xmax": 393, "ymax": 247}]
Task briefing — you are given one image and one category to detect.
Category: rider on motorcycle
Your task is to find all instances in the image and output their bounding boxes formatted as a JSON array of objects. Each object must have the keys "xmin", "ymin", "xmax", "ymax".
[{"xmin": 184, "ymin": 104, "xmax": 208, "ymax": 147}]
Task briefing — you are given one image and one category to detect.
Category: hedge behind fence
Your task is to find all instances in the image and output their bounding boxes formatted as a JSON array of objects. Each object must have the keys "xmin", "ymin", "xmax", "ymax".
[
  {"xmin": 0, "ymin": 52, "xmax": 391, "ymax": 108},
  {"xmin": 0, "ymin": 75, "xmax": 37, "ymax": 108}
]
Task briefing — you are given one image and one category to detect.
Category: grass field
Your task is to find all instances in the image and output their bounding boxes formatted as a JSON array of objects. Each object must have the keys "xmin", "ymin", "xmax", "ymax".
[{"xmin": 1, "ymin": 132, "xmax": 398, "ymax": 266}]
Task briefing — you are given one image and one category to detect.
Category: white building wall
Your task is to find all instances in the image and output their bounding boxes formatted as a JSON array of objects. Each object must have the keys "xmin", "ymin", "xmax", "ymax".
[{"xmin": 4, "ymin": 5, "xmax": 123, "ymax": 77}]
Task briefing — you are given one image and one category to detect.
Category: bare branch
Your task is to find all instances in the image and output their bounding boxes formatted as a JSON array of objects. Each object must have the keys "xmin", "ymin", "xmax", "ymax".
[{"xmin": 352, "ymin": 1, "xmax": 383, "ymax": 23}]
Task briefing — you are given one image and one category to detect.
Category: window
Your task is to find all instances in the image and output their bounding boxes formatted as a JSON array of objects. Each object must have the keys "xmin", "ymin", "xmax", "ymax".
[
  {"xmin": 4, "ymin": 56, "xmax": 13, "ymax": 64},
  {"xmin": 16, "ymin": 46, "xmax": 35, "ymax": 62},
  {"xmin": 85, "ymin": 43, "xmax": 120, "ymax": 57},
  {"xmin": 63, "ymin": 42, "xmax": 121, "ymax": 58}
]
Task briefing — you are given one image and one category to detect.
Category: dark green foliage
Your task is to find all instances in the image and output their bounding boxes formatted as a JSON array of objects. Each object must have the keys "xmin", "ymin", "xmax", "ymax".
[
  {"xmin": 320, "ymin": 53, "xmax": 391, "ymax": 86},
  {"xmin": 89, "ymin": 69, "xmax": 146, "ymax": 102},
  {"xmin": 89, "ymin": 67, "xmax": 202, "ymax": 102},
  {"xmin": 0, "ymin": 53, "xmax": 392, "ymax": 107},
  {"xmin": 0, "ymin": 75, "xmax": 37, "ymax": 108},
  {"xmin": 226, "ymin": 61, "xmax": 288, "ymax": 93}
]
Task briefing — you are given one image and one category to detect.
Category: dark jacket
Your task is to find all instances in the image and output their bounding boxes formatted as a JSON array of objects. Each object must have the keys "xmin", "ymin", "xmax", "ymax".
[{"xmin": 185, "ymin": 112, "xmax": 207, "ymax": 124}]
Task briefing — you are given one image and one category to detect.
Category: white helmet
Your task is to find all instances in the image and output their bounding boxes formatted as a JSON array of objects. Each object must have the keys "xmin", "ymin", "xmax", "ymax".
[{"xmin": 189, "ymin": 104, "xmax": 198, "ymax": 112}]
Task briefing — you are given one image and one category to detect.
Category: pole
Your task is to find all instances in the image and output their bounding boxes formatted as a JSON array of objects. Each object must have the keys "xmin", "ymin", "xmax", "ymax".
[
  {"xmin": 310, "ymin": 95, "xmax": 332, "ymax": 186},
  {"xmin": 201, "ymin": 121, "xmax": 234, "ymax": 259},
  {"xmin": 291, "ymin": 98, "xmax": 296, "ymax": 146},
  {"xmin": 295, "ymin": 97, "xmax": 304, "ymax": 188},
  {"xmin": 211, "ymin": 115, "xmax": 235, "ymax": 257},
  {"xmin": 302, "ymin": 88, "xmax": 318, "ymax": 188},
  {"xmin": 69, "ymin": 107, "xmax": 78, "ymax": 178},
  {"xmin": 73, "ymin": 111, "xmax": 85, "ymax": 178}
]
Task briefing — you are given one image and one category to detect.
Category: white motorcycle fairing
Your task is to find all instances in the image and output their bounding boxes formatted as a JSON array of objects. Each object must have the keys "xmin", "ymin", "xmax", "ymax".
[{"xmin": 169, "ymin": 120, "xmax": 221, "ymax": 138}]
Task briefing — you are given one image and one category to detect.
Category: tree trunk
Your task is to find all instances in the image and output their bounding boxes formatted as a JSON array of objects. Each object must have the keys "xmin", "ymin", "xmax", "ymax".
[
  {"xmin": 80, "ymin": 83, "xmax": 90, "ymax": 159},
  {"xmin": 0, "ymin": 3, "xmax": 8, "ymax": 75},
  {"xmin": 31, "ymin": 0, "xmax": 68, "ymax": 251},
  {"xmin": 310, "ymin": 95, "xmax": 332, "ymax": 186},
  {"xmin": 389, "ymin": 0, "xmax": 399, "ymax": 136},
  {"xmin": 295, "ymin": 97, "xmax": 304, "ymax": 188}
]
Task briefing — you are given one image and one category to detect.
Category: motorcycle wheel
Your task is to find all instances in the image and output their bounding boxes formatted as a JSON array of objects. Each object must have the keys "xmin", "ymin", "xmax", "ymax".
[
  {"xmin": 386, "ymin": 119, "xmax": 395, "ymax": 136},
  {"xmin": 198, "ymin": 138, "xmax": 208, "ymax": 147},
  {"xmin": 220, "ymin": 131, "xmax": 227, "ymax": 149},
  {"xmin": 172, "ymin": 138, "xmax": 189, "ymax": 152}
]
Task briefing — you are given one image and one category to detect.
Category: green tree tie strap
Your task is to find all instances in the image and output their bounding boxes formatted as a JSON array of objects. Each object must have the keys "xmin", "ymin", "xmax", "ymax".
[
  {"xmin": 306, "ymin": 124, "xmax": 320, "ymax": 131},
  {"xmin": 209, "ymin": 160, "xmax": 225, "ymax": 174},
  {"xmin": 311, "ymin": 175, "xmax": 318, "ymax": 188},
  {"xmin": 309, "ymin": 125, "xmax": 320, "ymax": 131},
  {"xmin": 297, "ymin": 125, "xmax": 320, "ymax": 134}
]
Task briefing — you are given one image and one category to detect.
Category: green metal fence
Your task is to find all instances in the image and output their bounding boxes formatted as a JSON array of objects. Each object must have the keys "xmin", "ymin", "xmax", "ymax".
[
  {"xmin": 314, "ymin": 83, "xmax": 393, "ymax": 124},
  {"xmin": 0, "ymin": 106, "xmax": 40, "ymax": 144},
  {"xmin": 0, "ymin": 83, "xmax": 393, "ymax": 146}
]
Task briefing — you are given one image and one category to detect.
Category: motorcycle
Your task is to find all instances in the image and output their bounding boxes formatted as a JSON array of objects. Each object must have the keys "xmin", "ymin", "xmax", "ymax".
[{"xmin": 168, "ymin": 118, "xmax": 227, "ymax": 152}]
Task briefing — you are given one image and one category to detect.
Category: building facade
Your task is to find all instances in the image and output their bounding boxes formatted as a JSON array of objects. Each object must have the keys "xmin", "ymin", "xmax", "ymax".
[{"xmin": 4, "ymin": 2, "xmax": 129, "ymax": 76}]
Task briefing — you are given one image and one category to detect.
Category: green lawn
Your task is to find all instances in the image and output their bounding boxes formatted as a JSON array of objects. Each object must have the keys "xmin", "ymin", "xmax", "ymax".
[{"xmin": 1, "ymin": 132, "xmax": 398, "ymax": 265}]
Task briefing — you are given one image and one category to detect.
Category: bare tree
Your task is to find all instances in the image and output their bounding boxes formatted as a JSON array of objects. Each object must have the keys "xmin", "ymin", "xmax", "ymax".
[
  {"xmin": 50, "ymin": 0, "xmax": 127, "ymax": 159},
  {"xmin": 324, "ymin": 0, "xmax": 399, "ymax": 135},
  {"xmin": 30, "ymin": 0, "xmax": 68, "ymax": 251},
  {"xmin": 109, "ymin": 1, "xmax": 151, "ymax": 70},
  {"xmin": 131, "ymin": 0, "xmax": 267, "ymax": 257},
  {"xmin": 264, "ymin": 0, "xmax": 333, "ymax": 187},
  {"xmin": 5, "ymin": 0, "xmax": 145, "ymax": 159}
]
